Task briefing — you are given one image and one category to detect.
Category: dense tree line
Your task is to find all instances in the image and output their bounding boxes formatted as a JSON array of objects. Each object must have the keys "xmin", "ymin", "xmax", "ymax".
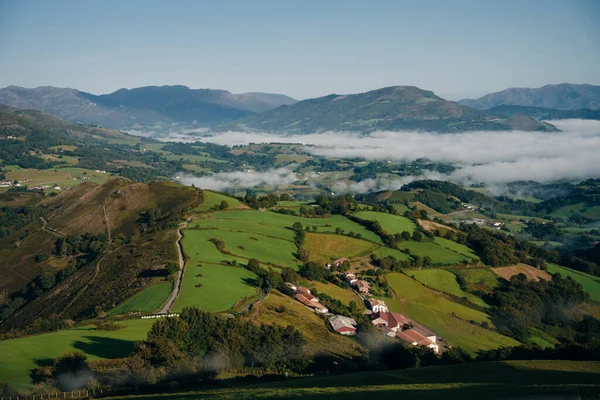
[
  {"xmin": 126, "ymin": 308, "xmax": 309, "ymax": 384},
  {"xmin": 485, "ymin": 273, "xmax": 588, "ymax": 340}
]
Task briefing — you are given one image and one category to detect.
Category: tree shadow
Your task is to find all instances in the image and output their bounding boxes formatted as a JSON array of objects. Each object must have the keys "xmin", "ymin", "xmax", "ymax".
[
  {"xmin": 72, "ymin": 336, "xmax": 137, "ymax": 359},
  {"xmin": 242, "ymin": 277, "xmax": 259, "ymax": 287}
]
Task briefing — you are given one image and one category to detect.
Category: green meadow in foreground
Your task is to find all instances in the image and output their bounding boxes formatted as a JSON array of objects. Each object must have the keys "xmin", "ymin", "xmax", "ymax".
[
  {"xmin": 0, "ymin": 319, "xmax": 154, "ymax": 390},
  {"xmin": 109, "ymin": 360, "xmax": 600, "ymax": 399}
]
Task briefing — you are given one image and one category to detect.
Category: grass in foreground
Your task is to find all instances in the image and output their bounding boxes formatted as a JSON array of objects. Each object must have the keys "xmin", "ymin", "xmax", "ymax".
[
  {"xmin": 108, "ymin": 360, "xmax": 600, "ymax": 399},
  {"xmin": 0, "ymin": 319, "xmax": 154, "ymax": 391}
]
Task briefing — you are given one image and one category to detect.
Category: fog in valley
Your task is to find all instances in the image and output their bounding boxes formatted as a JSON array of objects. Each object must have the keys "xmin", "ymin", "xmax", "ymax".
[{"xmin": 172, "ymin": 119, "xmax": 600, "ymax": 193}]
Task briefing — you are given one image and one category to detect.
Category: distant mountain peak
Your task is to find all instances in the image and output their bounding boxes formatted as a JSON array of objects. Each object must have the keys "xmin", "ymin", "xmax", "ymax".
[{"xmin": 459, "ymin": 83, "xmax": 600, "ymax": 110}]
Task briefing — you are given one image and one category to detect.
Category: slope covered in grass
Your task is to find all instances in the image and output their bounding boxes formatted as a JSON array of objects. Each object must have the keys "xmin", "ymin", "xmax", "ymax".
[
  {"xmin": 354, "ymin": 211, "xmax": 417, "ymax": 234},
  {"xmin": 304, "ymin": 232, "xmax": 377, "ymax": 264},
  {"xmin": 547, "ymin": 263, "xmax": 600, "ymax": 302},
  {"xmin": 410, "ymin": 269, "xmax": 488, "ymax": 307},
  {"xmin": 0, "ymin": 319, "xmax": 154, "ymax": 390},
  {"xmin": 110, "ymin": 282, "xmax": 173, "ymax": 315},
  {"xmin": 385, "ymin": 273, "xmax": 519, "ymax": 353},
  {"xmin": 400, "ymin": 241, "xmax": 468, "ymax": 265},
  {"xmin": 174, "ymin": 264, "xmax": 258, "ymax": 312}
]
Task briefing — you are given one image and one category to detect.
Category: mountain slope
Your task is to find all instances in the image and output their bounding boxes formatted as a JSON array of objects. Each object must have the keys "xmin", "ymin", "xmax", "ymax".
[
  {"xmin": 0, "ymin": 85, "xmax": 296, "ymax": 129},
  {"xmin": 486, "ymin": 105, "xmax": 600, "ymax": 121},
  {"xmin": 224, "ymin": 86, "xmax": 556, "ymax": 133},
  {"xmin": 459, "ymin": 84, "xmax": 600, "ymax": 110}
]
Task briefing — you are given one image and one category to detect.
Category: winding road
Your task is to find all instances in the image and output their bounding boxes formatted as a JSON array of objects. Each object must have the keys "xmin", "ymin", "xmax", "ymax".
[{"xmin": 159, "ymin": 217, "xmax": 192, "ymax": 314}]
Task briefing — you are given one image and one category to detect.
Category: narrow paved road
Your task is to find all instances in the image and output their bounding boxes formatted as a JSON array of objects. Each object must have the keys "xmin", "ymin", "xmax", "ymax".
[{"xmin": 159, "ymin": 217, "xmax": 192, "ymax": 314}]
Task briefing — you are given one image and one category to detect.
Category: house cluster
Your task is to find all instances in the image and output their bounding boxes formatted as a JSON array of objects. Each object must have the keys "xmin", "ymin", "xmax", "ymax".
[
  {"xmin": 0, "ymin": 181, "xmax": 12, "ymax": 188},
  {"xmin": 286, "ymin": 283, "xmax": 328, "ymax": 313},
  {"xmin": 95, "ymin": 170, "xmax": 107, "ymax": 174},
  {"xmin": 32, "ymin": 185, "xmax": 51, "ymax": 190},
  {"xmin": 466, "ymin": 218, "xmax": 503, "ymax": 229},
  {"xmin": 367, "ymin": 299, "xmax": 440, "ymax": 353},
  {"xmin": 344, "ymin": 273, "xmax": 370, "ymax": 294}
]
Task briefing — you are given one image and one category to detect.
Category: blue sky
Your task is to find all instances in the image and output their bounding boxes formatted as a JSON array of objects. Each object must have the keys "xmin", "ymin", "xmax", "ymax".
[{"xmin": 0, "ymin": 0, "xmax": 598, "ymax": 100}]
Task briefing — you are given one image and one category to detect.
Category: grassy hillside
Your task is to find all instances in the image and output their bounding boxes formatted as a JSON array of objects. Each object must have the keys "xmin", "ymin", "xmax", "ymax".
[
  {"xmin": 110, "ymin": 360, "xmax": 600, "ymax": 399},
  {"xmin": 353, "ymin": 211, "xmax": 416, "ymax": 234},
  {"xmin": 547, "ymin": 263, "xmax": 600, "ymax": 302},
  {"xmin": 304, "ymin": 232, "xmax": 377, "ymax": 264},
  {"xmin": 410, "ymin": 269, "xmax": 488, "ymax": 307},
  {"xmin": 384, "ymin": 273, "xmax": 519, "ymax": 353},
  {"xmin": 400, "ymin": 241, "xmax": 469, "ymax": 265},
  {"xmin": 174, "ymin": 264, "xmax": 257, "ymax": 312},
  {"xmin": 0, "ymin": 318, "xmax": 154, "ymax": 391}
]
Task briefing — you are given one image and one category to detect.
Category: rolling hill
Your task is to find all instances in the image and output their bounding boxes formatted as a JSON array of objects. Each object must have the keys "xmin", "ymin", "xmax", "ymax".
[
  {"xmin": 0, "ymin": 85, "xmax": 296, "ymax": 129},
  {"xmin": 224, "ymin": 86, "xmax": 556, "ymax": 133},
  {"xmin": 485, "ymin": 104, "xmax": 600, "ymax": 120},
  {"xmin": 459, "ymin": 83, "xmax": 600, "ymax": 110}
]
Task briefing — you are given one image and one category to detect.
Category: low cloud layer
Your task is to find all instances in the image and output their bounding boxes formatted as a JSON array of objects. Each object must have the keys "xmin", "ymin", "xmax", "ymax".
[
  {"xmin": 176, "ymin": 168, "xmax": 297, "ymax": 191},
  {"xmin": 170, "ymin": 119, "xmax": 600, "ymax": 192}
]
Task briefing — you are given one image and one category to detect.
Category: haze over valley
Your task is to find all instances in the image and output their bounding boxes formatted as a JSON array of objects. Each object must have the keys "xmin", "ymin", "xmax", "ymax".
[{"xmin": 1, "ymin": 1, "xmax": 599, "ymax": 398}]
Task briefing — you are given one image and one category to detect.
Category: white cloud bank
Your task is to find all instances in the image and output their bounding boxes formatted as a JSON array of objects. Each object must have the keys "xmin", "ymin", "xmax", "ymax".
[
  {"xmin": 171, "ymin": 119, "xmax": 600, "ymax": 192},
  {"xmin": 176, "ymin": 168, "xmax": 297, "ymax": 191}
]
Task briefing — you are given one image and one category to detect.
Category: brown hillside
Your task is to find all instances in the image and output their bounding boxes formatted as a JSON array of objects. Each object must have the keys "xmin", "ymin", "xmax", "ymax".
[{"xmin": 492, "ymin": 263, "xmax": 551, "ymax": 282}]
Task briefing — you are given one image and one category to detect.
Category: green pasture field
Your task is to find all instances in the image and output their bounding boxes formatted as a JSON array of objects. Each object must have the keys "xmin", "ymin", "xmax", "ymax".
[
  {"xmin": 196, "ymin": 191, "xmax": 242, "ymax": 211},
  {"xmin": 308, "ymin": 281, "xmax": 363, "ymax": 307},
  {"xmin": 372, "ymin": 247, "xmax": 412, "ymax": 262},
  {"xmin": 547, "ymin": 263, "xmax": 600, "ymax": 302},
  {"xmin": 353, "ymin": 211, "xmax": 417, "ymax": 234},
  {"xmin": 433, "ymin": 237, "xmax": 480, "ymax": 261},
  {"xmin": 400, "ymin": 241, "xmax": 468, "ymax": 265},
  {"xmin": 448, "ymin": 268, "xmax": 500, "ymax": 294},
  {"xmin": 173, "ymin": 264, "xmax": 258, "ymax": 312},
  {"xmin": 181, "ymin": 227, "xmax": 249, "ymax": 265},
  {"xmin": 410, "ymin": 269, "xmax": 488, "ymax": 307},
  {"xmin": 0, "ymin": 319, "xmax": 154, "ymax": 390},
  {"xmin": 213, "ymin": 210, "xmax": 382, "ymax": 243},
  {"xmin": 304, "ymin": 233, "xmax": 377, "ymax": 264},
  {"xmin": 384, "ymin": 273, "xmax": 519, "ymax": 353},
  {"xmin": 110, "ymin": 282, "xmax": 173, "ymax": 316}
]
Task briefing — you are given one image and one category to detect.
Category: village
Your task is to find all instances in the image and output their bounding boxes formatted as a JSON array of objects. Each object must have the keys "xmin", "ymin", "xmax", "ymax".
[{"xmin": 285, "ymin": 257, "xmax": 443, "ymax": 354}]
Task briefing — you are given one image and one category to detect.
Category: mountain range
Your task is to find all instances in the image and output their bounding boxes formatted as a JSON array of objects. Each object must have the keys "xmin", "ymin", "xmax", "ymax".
[
  {"xmin": 0, "ymin": 85, "xmax": 296, "ymax": 130},
  {"xmin": 224, "ymin": 86, "xmax": 556, "ymax": 133},
  {"xmin": 459, "ymin": 83, "xmax": 600, "ymax": 111},
  {"xmin": 3, "ymin": 83, "xmax": 599, "ymax": 133}
]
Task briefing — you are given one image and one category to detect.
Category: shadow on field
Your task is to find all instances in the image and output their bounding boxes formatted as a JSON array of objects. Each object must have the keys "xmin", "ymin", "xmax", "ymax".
[
  {"xmin": 72, "ymin": 336, "xmax": 136, "ymax": 358},
  {"xmin": 241, "ymin": 277, "xmax": 259, "ymax": 287}
]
